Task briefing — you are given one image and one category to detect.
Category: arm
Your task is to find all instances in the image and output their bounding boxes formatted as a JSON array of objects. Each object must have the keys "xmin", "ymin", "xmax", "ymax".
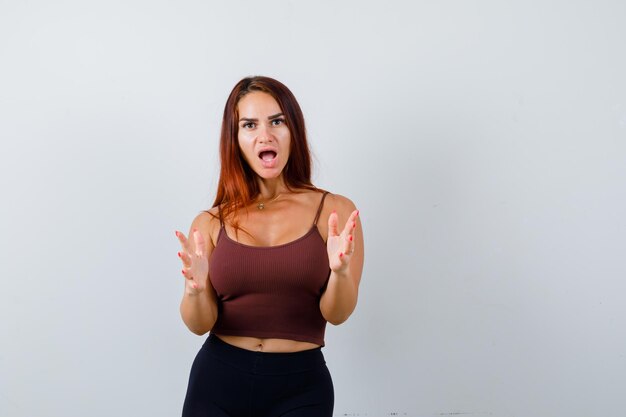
[
  {"xmin": 320, "ymin": 197, "xmax": 365, "ymax": 325},
  {"xmin": 176, "ymin": 211, "xmax": 219, "ymax": 335}
]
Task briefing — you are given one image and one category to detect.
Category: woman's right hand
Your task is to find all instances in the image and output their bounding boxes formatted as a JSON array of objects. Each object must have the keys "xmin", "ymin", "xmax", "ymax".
[{"xmin": 176, "ymin": 229, "xmax": 209, "ymax": 295}]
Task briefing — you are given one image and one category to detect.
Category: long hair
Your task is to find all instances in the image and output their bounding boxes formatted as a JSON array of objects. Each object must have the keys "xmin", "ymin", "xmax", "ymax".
[{"xmin": 210, "ymin": 76, "xmax": 319, "ymax": 230}]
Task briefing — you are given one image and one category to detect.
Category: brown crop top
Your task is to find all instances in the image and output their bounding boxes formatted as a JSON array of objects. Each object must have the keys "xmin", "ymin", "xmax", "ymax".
[{"xmin": 209, "ymin": 191, "xmax": 331, "ymax": 346}]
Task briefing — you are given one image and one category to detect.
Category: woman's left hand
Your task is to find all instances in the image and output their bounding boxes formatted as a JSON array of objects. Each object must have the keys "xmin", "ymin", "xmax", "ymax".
[{"xmin": 327, "ymin": 209, "xmax": 359, "ymax": 273}]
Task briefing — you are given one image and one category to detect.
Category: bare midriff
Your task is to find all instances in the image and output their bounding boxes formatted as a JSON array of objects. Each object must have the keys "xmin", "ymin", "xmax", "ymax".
[{"xmin": 214, "ymin": 334, "xmax": 321, "ymax": 352}]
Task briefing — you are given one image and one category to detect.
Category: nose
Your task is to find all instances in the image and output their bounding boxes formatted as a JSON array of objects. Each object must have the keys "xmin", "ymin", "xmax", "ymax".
[{"xmin": 257, "ymin": 123, "xmax": 274, "ymax": 142}]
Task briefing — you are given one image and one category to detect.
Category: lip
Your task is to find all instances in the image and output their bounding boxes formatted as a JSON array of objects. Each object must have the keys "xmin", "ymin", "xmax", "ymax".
[{"xmin": 256, "ymin": 147, "xmax": 279, "ymax": 169}]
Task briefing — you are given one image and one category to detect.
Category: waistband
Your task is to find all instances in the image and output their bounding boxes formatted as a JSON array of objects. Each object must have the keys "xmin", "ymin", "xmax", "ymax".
[{"xmin": 203, "ymin": 333, "xmax": 326, "ymax": 376}]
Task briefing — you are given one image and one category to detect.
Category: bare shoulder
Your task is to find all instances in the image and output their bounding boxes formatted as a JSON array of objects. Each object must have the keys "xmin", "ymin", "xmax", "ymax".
[
  {"xmin": 188, "ymin": 206, "xmax": 222, "ymax": 251},
  {"xmin": 326, "ymin": 192, "xmax": 357, "ymax": 215},
  {"xmin": 317, "ymin": 191, "xmax": 360, "ymax": 241}
]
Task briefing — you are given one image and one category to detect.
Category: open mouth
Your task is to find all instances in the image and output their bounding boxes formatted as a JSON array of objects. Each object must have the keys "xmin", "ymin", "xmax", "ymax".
[{"xmin": 258, "ymin": 150, "xmax": 277, "ymax": 161}]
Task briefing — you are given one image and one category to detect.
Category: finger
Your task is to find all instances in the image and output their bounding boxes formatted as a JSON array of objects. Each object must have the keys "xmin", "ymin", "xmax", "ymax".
[
  {"xmin": 328, "ymin": 211, "xmax": 339, "ymax": 237},
  {"xmin": 181, "ymin": 269, "xmax": 198, "ymax": 290},
  {"xmin": 343, "ymin": 233, "xmax": 354, "ymax": 256},
  {"xmin": 181, "ymin": 267, "xmax": 193, "ymax": 281},
  {"xmin": 178, "ymin": 251, "xmax": 191, "ymax": 268},
  {"xmin": 193, "ymin": 229, "xmax": 206, "ymax": 257},
  {"xmin": 175, "ymin": 230, "xmax": 191, "ymax": 251},
  {"xmin": 340, "ymin": 209, "xmax": 359, "ymax": 237}
]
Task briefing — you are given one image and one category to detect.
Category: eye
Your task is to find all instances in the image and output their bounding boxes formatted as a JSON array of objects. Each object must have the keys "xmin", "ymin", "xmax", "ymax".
[
  {"xmin": 271, "ymin": 118, "xmax": 285, "ymax": 126},
  {"xmin": 242, "ymin": 122, "xmax": 255, "ymax": 129}
]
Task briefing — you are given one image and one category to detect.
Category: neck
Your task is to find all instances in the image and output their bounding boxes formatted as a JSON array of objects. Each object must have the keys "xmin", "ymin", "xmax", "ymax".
[{"xmin": 256, "ymin": 177, "xmax": 288, "ymax": 200}]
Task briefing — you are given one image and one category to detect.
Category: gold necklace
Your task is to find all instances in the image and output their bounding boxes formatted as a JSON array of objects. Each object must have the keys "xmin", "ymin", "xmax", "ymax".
[{"xmin": 257, "ymin": 193, "xmax": 281, "ymax": 210}]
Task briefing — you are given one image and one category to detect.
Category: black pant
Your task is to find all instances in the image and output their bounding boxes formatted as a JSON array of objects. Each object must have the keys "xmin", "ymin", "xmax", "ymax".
[{"xmin": 182, "ymin": 333, "xmax": 334, "ymax": 417}]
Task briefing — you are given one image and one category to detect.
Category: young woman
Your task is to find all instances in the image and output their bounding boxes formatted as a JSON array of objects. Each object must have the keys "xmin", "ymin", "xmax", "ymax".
[{"xmin": 175, "ymin": 76, "xmax": 364, "ymax": 417}]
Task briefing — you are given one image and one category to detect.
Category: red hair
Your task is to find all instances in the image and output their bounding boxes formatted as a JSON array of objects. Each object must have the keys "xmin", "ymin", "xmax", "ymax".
[{"xmin": 210, "ymin": 76, "xmax": 320, "ymax": 229}]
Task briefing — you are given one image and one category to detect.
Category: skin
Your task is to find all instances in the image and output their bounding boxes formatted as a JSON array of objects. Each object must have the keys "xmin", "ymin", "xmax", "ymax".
[{"xmin": 176, "ymin": 91, "xmax": 364, "ymax": 352}]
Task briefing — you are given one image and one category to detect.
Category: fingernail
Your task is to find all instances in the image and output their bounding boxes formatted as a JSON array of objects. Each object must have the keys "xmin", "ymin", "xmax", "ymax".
[
  {"xmin": 353, "ymin": 221, "xmax": 356, "ymax": 228},
  {"xmin": 356, "ymin": 210, "xmax": 359, "ymax": 216},
  {"xmin": 181, "ymin": 269, "xmax": 185, "ymax": 275},
  {"xmin": 339, "ymin": 252, "xmax": 344, "ymax": 258},
  {"xmin": 349, "ymin": 235, "xmax": 353, "ymax": 241},
  {"xmin": 175, "ymin": 231, "xmax": 179, "ymax": 237}
]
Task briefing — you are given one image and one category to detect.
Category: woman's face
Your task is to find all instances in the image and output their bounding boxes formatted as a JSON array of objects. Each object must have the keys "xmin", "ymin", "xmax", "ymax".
[{"xmin": 237, "ymin": 91, "xmax": 291, "ymax": 180}]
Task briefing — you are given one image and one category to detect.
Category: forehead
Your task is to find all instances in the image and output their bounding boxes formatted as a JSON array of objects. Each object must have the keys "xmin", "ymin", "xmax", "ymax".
[{"xmin": 237, "ymin": 91, "xmax": 282, "ymax": 116}]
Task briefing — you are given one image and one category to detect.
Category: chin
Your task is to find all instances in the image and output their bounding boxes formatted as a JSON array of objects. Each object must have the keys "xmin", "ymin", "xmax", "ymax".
[
  {"xmin": 254, "ymin": 169, "xmax": 283, "ymax": 179},
  {"xmin": 260, "ymin": 173, "xmax": 284, "ymax": 180}
]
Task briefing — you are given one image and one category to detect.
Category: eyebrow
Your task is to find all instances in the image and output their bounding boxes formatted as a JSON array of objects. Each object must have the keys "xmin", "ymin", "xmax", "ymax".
[{"xmin": 239, "ymin": 113, "xmax": 284, "ymax": 122}]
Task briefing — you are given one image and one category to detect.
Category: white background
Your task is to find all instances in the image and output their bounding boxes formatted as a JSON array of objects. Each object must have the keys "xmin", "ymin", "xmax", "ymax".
[{"xmin": 1, "ymin": 1, "xmax": 625, "ymax": 416}]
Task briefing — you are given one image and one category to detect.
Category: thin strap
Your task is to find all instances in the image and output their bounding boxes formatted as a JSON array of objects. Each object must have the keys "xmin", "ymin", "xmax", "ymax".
[{"xmin": 313, "ymin": 191, "xmax": 330, "ymax": 226}]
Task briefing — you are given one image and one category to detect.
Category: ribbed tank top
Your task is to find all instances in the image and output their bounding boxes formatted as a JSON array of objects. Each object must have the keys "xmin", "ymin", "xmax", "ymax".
[{"xmin": 209, "ymin": 191, "xmax": 331, "ymax": 346}]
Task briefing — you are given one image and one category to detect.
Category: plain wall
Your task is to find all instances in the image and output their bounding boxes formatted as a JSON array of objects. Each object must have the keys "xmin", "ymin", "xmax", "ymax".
[{"xmin": 1, "ymin": 1, "xmax": 625, "ymax": 416}]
